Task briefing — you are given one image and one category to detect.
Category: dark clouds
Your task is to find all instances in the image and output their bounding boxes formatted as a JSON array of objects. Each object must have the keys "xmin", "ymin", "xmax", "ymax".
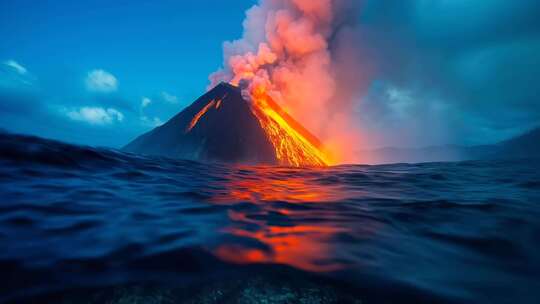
[{"xmin": 353, "ymin": 0, "xmax": 540, "ymax": 147}]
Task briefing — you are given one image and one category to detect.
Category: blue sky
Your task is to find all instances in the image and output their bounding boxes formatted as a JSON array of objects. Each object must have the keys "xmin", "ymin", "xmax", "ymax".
[
  {"xmin": 1, "ymin": 0, "xmax": 539, "ymax": 149},
  {"xmin": 0, "ymin": 0, "xmax": 254, "ymax": 147}
]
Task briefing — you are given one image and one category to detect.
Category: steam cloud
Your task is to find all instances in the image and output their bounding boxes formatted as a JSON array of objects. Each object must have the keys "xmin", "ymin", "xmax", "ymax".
[{"xmin": 210, "ymin": 0, "xmax": 366, "ymax": 162}]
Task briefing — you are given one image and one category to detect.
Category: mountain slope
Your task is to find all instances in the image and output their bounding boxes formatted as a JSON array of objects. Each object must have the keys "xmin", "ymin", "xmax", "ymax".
[
  {"xmin": 359, "ymin": 127, "xmax": 540, "ymax": 164},
  {"xmin": 123, "ymin": 83, "xmax": 277, "ymax": 164},
  {"xmin": 495, "ymin": 127, "xmax": 540, "ymax": 157}
]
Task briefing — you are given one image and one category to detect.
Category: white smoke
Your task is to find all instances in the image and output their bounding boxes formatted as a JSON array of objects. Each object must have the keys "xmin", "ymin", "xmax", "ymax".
[{"xmin": 209, "ymin": 0, "xmax": 366, "ymax": 162}]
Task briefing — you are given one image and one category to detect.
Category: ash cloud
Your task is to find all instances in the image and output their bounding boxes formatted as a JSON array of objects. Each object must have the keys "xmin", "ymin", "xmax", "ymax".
[
  {"xmin": 209, "ymin": 0, "xmax": 367, "ymax": 162},
  {"xmin": 211, "ymin": 0, "xmax": 540, "ymax": 160}
]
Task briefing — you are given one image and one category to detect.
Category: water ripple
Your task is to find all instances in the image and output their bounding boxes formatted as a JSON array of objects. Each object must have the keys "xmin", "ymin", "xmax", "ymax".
[{"xmin": 1, "ymin": 132, "xmax": 539, "ymax": 303}]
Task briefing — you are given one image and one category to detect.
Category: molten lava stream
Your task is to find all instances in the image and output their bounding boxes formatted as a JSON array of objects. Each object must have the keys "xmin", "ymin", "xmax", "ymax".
[
  {"xmin": 185, "ymin": 99, "xmax": 220, "ymax": 133},
  {"xmin": 249, "ymin": 89, "xmax": 330, "ymax": 167}
]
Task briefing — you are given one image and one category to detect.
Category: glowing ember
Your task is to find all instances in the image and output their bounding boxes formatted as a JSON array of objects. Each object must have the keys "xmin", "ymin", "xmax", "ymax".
[{"xmin": 248, "ymin": 86, "xmax": 330, "ymax": 167}]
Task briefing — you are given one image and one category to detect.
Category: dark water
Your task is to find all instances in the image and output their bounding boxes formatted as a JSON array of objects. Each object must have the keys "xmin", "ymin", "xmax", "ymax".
[{"xmin": 1, "ymin": 133, "xmax": 539, "ymax": 303}]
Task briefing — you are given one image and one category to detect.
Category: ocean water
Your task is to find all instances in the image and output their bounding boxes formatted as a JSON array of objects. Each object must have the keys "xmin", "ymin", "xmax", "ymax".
[{"xmin": 1, "ymin": 133, "xmax": 539, "ymax": 304}]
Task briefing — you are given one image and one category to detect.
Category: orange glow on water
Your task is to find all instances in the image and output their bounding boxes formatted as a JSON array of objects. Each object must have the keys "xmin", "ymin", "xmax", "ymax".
[
  {"xmin": 210, "ymin": 166, "xmax": 357, "ymax": 272},
  {"xmin": 214, "ymin": 169, "xmax": 345, "ymax": 203},
  {"xmin": 215, "ymin": 222, "xmax": 347, "ymax": 272}
]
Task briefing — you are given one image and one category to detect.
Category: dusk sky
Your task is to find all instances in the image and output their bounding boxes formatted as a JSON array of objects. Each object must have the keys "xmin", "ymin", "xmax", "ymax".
[{"xmin": 1, "ymin": 0, "xmax": 539, "ymax": 149}]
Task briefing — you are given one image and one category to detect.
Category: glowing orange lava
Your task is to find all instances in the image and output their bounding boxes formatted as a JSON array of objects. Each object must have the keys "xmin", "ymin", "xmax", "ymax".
[
  {"xmin": 248, "ymin": 85, "xmax": 331, "ymax": 167},
  {"xmin": 186, "ymin": 98, "xmax": 221, "ymax": 133}
]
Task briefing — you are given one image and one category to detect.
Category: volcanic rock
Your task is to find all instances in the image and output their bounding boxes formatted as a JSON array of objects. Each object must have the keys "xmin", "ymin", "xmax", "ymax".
[
  {"xmin": 124, "ymin": 82, "xmax": 330, "ymax": 166},
  {"xmin": 123, "ymin": 83, "xmax": 278, "ymax": 164}
]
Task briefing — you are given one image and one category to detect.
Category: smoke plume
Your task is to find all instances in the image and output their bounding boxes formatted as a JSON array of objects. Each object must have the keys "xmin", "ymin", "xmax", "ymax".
[{"xmin": 209, "ymin": 0, "xmax": 366, "ymax": 163}]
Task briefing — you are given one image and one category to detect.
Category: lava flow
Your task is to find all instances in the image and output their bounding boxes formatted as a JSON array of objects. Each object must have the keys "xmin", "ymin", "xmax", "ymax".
[
  {"xmin": 186, "ymin": 99, "xmax": 219, "ymax": 133},
  {"xmin": 247, "ymin": 85, "xmax": 330, "ymax": 167}
]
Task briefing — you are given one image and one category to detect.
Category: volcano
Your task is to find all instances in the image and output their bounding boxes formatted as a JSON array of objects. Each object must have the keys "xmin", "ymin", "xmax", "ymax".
[{"xmin": 123, "ymin": 83, "xmax": 329, "ymax": 166}]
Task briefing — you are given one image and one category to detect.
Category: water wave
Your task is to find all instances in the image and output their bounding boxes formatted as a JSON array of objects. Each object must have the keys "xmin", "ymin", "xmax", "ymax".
[{"xmin": 1, "ymin": 133, "xmax": 539, "ymax": 303}]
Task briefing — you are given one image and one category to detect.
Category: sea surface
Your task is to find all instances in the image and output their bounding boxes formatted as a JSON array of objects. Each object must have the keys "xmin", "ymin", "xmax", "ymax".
[{"xmin": 1, "ymin": 133, "xmax": 539, "ymax": 303}]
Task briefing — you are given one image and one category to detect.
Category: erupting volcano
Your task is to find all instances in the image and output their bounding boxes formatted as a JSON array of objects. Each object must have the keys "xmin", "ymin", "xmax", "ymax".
[
  {"xmin": 125, "ymin": 0, "xmax": 365, "ymax": 166},
  {"xmin": 123, "ymin": 83, "xmax": 329, "ymax": 166}
]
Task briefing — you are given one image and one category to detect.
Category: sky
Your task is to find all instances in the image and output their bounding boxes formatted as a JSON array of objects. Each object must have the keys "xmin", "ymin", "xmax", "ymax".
[{"xmin": 0, "ymin": 0, "xmax": 539, "ymax": 149}]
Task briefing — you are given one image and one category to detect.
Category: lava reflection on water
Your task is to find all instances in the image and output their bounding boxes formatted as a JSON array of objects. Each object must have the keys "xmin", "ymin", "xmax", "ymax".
[{"xmin": 209, "ymin": 166, "xmax": 357, "ymax": 272}]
